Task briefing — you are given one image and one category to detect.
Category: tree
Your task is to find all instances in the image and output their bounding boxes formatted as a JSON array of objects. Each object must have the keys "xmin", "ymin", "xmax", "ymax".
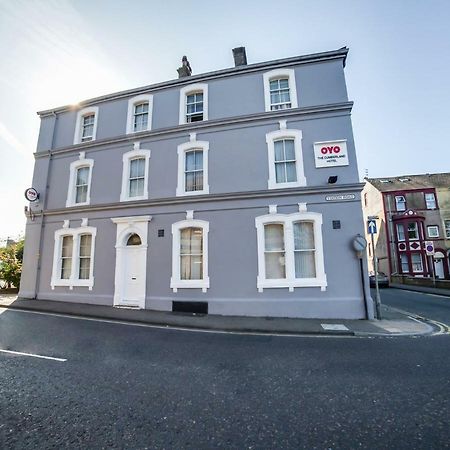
[{"xmin": 0, "ymin": 239, "xmax": 24, "ymax": 289}]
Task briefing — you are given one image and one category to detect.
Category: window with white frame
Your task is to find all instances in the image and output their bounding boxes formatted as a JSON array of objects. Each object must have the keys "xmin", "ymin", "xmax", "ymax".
[
  {"xmin": 126, "ymin": 94, "xmax": 153, "ymax": 134},
  {"xmin": 427, "ymin": 225, "xmax": 439, "ymax": 238},
  {"xmin": 425, "ymin": 192, "xmax": 436, "ymax": 209},
  {"xmin": 266, "ymin": 128, "xmax": 306, "ymax": 190},
  {"xmin": 396, "ymin": 223, "xmax": 405, "ymax": 242},
  {"xmin": 400, "ymin": 254, "xmax": 409, "ymax": 273},
  {"xmin": 411, "ymin": 253, "xmax": 423, "ymax": 273},
  {"xmin": 395, "ymin": 195, "xmax": 406, "ymax": 211},
  {"xmin": 263, "ymin": 68, "xmax": 298, "ymax": 112},
  {"xmin": 445, "ymin": 220, "xmax": 450, "ymax": 238},
  {"xmin": 74, "ymin": 107, "xmax": 99, "ymax": 144},
  {"xmin": 179, "ymin": 83, "xmax": 208, "ymax": 125},
  {"xmin": 176, "ymin": 139, "xmax": 209, "ymax": 196},
  {"xmin": 66, "ymin": 153, "xmax": 94, "ymax": 207},
  {"xmin": 120, "ymin": 145, "xmax": 151, "ymax": 202},
  {"xmin": 255, "ymin": 211, "xmax": 327, "ymax": 292},
  {"xmin": 51, "ymin": 222, "xmax": 96, "ymax": 290},
  {"xmin": 171, "ymin": 219, "xmax": 209, "ymax": 292},
  {"xmin": 407, "ymin": 222, "xmax": 419, "ymax": 240}
]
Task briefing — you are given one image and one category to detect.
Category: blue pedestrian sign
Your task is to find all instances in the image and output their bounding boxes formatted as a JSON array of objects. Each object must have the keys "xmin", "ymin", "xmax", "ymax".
[{"xmin": 367, "ymin": 219, "xmax": 377, "ymax": 234}]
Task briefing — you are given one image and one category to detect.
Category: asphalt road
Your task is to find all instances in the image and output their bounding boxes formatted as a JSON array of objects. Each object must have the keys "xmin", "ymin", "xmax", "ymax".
[
  {"xmin": 0, "ymin": 296, "xmax": 449, "ymax": 449},
  {"xmin": 376, "ymin": 287, "xmax": 450, "ymax": 325}
]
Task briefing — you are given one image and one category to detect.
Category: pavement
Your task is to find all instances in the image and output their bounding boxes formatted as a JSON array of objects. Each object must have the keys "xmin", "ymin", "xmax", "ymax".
[
  {"xmin": 389, "ymin": 282, "xmax": 450, "ymax": 297},
  {"xmin": 0, "ymin": 292, "xmax": 440, "ymax": 337}
]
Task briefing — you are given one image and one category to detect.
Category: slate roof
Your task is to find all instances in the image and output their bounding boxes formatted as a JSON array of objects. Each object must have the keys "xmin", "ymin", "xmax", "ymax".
[{"xmin": 366, "ymin": 173, "xmax": 450, "ymax": 192}]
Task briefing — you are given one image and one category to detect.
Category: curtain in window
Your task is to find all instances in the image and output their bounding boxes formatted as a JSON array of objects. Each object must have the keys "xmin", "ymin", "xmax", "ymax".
[
  {"xmin": 82, "ymin": 114, "xmax": 95, "ymax": 140},
  {"xmin": 60, "ymin": 235, "xmax": 73, "ymax": 279},
  {"xmin": 75, "ymin": 167, "xmax": 89, "ymax": 203},
  {"xmin": 79, "ymin": 234, "xmax": 91, "ymax": 279},
  {"xmin": 180, "ymin": 227, "xmax": 203, "ymax": 280},
  {"xmin": 133, "ymin": 103, "xmax": 149, "ymax": 131},
  {"xmin": 269, "ymin": 78, "xmax": 291, "ymax": 110},
  {"xmin": 185, "ymin": 150, "xmax": 203, "ymax": 191},
  {"xmin": 264, "ymin": 224, "xmax": 285, "ymax": 279},
  {"xmin": 129, "ymin": 158, "xmax": 145, "ymax": 197},
  {"xmin": 294, "ymin": 222, "xmax": 316, "ymax": 278},
  {"xmin": 274, "ymin": 139, "xmax": 297, "ymax": 183}
]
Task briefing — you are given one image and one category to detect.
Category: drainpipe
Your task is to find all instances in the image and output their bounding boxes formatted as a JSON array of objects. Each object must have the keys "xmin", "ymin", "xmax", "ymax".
[{"xmin": 34, "ymin": 111, "xmax": 57, "ymax": 299}]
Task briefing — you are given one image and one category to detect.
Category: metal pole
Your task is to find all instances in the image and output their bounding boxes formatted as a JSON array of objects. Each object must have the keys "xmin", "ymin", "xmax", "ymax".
[
  {"xmin": 430, "ymin": 255, "xmax": 436, "ymax": 287},
  {"xmin": 371, "ymin": 232, "xmax": 382, "ymax": 319}
]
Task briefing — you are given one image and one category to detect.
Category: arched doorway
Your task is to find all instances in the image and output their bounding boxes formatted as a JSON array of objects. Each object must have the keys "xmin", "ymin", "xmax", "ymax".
[{"xmin": 111, "ymin": 216, "xmax": 151, "ymax": 308}]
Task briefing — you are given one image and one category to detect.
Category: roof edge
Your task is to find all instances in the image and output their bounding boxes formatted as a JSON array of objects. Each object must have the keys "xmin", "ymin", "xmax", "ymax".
[{"xmin": 37, "ymin": 47, "xmax": 349, "ymax": 117}]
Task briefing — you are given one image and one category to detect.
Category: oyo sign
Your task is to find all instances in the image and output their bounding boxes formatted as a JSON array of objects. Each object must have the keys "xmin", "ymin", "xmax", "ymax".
[{"xmin": 314, "ymin": 140, "xmax": 349, "ymax": 168}]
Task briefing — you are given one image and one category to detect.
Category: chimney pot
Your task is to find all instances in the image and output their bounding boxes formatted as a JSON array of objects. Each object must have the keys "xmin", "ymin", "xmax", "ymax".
[{"xmin": 232, "ymin": 47, "xmax": 247, "ymax": 67}]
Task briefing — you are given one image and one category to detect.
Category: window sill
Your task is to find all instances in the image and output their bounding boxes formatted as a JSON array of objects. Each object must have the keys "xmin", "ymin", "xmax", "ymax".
[
  {"xmin": 51, "ymin": 278, "xmax": 94, "ymax": 290},
  {"xmin": 120, "ymin": 195, "xmax": 149, "ymax": 202},
  {"xmin": 66, "ymin": 201, "xmax": 90, "ymax": 208},
  {"xmin": 175, "ymin": 187, "xmax": 210, "ymax": 197},
  {"xmin": 257, "ymin": 277, "xmax": 327, "ymax": 293},
  {"xmin": 170, "ymin": 278, "xmax": 210, "ymax": 293},
  {"xmin": 267, "ymin": 179, "xmax": 307, "ymax": 190}
]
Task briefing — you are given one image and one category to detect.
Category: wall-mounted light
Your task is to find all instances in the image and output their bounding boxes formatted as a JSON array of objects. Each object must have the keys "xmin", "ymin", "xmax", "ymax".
[{"xmin": 328, "ymin": 176, "xmax": 338, "ymax": 184}]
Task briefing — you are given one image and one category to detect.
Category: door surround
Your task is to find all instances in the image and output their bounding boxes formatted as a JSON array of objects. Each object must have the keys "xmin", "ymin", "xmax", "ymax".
[{"xmin": 111, "ymin": 215, "xmax": 151, "ymax": 308}]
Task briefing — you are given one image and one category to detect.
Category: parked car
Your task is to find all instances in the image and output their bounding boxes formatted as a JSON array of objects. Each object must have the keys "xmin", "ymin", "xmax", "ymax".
[{"xmin": 369, "ymin": 272, "xmax": 389, "ymax": 288}]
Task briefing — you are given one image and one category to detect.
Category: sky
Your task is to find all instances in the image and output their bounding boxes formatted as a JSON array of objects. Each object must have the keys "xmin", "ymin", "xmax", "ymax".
[{"xmin": 0, "ymin": 0, "xmax": 449, "ymax": 241}]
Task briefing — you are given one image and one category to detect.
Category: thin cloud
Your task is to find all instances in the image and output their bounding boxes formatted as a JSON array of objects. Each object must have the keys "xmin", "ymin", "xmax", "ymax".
[{"xmin": 0, "ymin": 122, "xmax": 28, "ymax": 156}]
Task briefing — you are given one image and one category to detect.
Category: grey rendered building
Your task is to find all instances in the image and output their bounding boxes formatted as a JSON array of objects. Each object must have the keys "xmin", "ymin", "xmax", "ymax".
[{"xmin": 20, "ymin": 47, "xmax": 373, "ymax": 319}]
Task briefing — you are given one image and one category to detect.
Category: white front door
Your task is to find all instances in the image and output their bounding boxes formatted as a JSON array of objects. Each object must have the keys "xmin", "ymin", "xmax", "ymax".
[
  {"xmin": 122, "ymin": 247, "xmax": 145, "ymax": 305},
  {"xmin": 112, "ymin": 217, "xmax": 151, "ymax": 309},
  {"xmin": 434, "ymin": 258, "xmax": 444, "ymax": 279}
]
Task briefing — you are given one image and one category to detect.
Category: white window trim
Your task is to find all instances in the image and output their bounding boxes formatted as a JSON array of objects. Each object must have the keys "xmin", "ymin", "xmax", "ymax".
[
  {"xmin": 263, "ymin": 68, "xmax": 298, "ymax": 112},
  {"xmin": 444, "ymin": 219, "xmax": 450, "ymax": 239},
  {"xmin": 255, "ymin": 212, "xmax": 327, "ymax": 292},
  {"xmin": 170, "ymin": 219, "xmax": 210, "ymax": 292},
  {"xmin": 51, "ymin": 223, "xmax": 97, "ymax": 290},
  {"xmin": 179, "ymin": 83, "xmax": 208, "ymax": 125},
  {"xmin": 425, "ymin": 192, "xmax": 436, "ymax": 209},
  {"xmin": 427, "ymin": 225, "xmax": 439, "ymax": 238},
  {"xmin": 66, "ymin": 154, "xmax": 94, "ymax": 207},
  {"xmin": 126, "ymin": 94, "xmax": 153, "ymax": 134},
  {"xmin": 266, "ymin": 128, "xmax": 306, "ymax": 190},
  {"xmin": 73, "ymin": 106, "xmax": 99, "ymax": 145},
  {"xmin": 120, "ymin": 146, "xmax": 151, "ymax": 202},
  {"xmin": 395, "ymin": 195, "xmax": 406, "ymax": 211},
  {"xmin": 176, "ymin": 140, "xmax": 209, "ymax": 196}
]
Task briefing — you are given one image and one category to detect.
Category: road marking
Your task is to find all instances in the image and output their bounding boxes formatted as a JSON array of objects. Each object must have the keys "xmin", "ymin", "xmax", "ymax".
[{"xmin": 0, "ymin": 348, "xmax": 66, "ymax": 362}]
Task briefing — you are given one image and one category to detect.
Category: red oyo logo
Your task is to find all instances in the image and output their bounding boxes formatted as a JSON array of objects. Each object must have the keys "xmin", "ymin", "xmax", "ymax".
[{"xmin": 321, "ymin": 146, "xmax": 341, "ymax": 155}]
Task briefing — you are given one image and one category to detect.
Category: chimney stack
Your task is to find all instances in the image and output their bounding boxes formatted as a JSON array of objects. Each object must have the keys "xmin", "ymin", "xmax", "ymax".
[{"xmin": 232, "ymin": 47, "xmax": 247, "ymax": 67}]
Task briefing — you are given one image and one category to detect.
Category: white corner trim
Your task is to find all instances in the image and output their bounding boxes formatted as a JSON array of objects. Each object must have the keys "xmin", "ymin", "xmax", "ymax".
[
  {"xmin": 179, "ymin": 83, "xmax": 208, "ymax": 125},
  {"xmin": 120, "ymin": 148, "xmax": 151, "ymax": 202},
  {"xmin": 73, "ymin": 106, "xmax": 99, "ymax": 145},
  {"xmin": 50, "ymin": 224, "xmax": 97, "ymax": 290},
  {"xmin": 176, "ymin": 139, "xmax": 210, "ymax": 197},
  {"xmin": 266, "ymin": 128, "xmax": 306, "ymax": 190},
  {"xmin": 65, "ymin": 156, "xmax": 94, "ymax": 208},
  {"xmin": 255, "ymin": 211, "xmax": 327, "ymax": 292},
  {"xmin": 170, "ymin": 219, "xmax": 210, "ymax": 292},
  {"xmin": 126, "ymin": 94, "xmax": 153, "ymax": 135},
  {"xmin": 263, "ymin": 68, "xmax": 298, "ymax": 112}
]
